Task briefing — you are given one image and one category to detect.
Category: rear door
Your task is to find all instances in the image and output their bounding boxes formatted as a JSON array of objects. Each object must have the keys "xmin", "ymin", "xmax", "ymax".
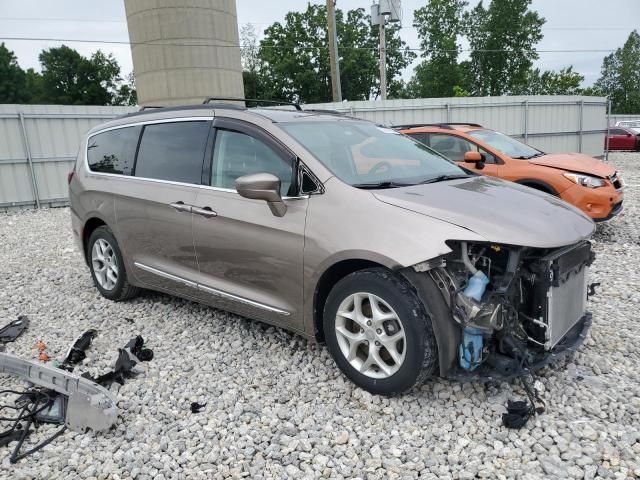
[
  {"xmin": 428, "ymin": 133, "xmax": 501, "ymax": 177},
  {"xmin": 191, "ymin": 118, "xmax": 307, "ymax": 330},
  {"xmin": 115, "ymin": 118, "xmax": 212, "ymax": 297}
]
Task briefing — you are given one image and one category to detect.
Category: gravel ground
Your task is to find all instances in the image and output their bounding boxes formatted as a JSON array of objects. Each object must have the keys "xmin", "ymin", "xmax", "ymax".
[{"xmin": 1, "ymin": 152, "xmax": 639, "ymax": 480}]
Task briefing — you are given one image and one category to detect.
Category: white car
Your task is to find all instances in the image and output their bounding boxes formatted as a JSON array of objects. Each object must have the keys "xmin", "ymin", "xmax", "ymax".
[{"xmin": 616, "ymin": 120, "xmax": 640, "ymax": 134}]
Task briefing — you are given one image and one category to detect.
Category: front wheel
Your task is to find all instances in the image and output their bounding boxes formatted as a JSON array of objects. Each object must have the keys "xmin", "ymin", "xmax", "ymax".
[{"xmin": 323, "ymin": 268, "xmax": 438, "ymax": 395}]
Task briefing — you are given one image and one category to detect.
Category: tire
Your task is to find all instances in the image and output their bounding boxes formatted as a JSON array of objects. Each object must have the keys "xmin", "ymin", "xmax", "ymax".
[
  {"xmin": 87, "ymin": 226, "xmax": 140, "ymax": 301},
  {"xmin": 323, "ymin": 268, "xmax": 438, "ymax": 395}
]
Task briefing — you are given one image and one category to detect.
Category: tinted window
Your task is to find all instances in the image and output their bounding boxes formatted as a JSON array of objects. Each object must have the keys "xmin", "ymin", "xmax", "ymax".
[
  {"xmin": 429, "ymin": 133, "xmax": 497, "ymax": 164},
  {"xmin": 610, "ymin": 129, "xmax": 625, "ymax": 135},
  {"xmin": 407, "ymin": 132, "xmax": 429, "ymax": 146},
  {"xmin": 135, "ymin": 121, "xmax": 210, "ymax": 184},
  {"xmin": 87, "ymin": 126, "xmax": 141, "ymax": 175},
  {"xmin": 211, "ymin": 129, "xmax": 293, "ymax": 196}
]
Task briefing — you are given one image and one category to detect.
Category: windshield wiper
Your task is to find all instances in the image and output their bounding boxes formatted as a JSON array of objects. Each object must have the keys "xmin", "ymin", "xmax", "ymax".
[
  {"xmin": 352, "ymin": 181, "xmax": 412, "ymax": 189},
  {"xmin": 514, "ymin": 152, "xmax": 545, "ymax": 159},
  {"xmin": 419, "ymin": 174, "xmax": 472, "ymax": 185}
]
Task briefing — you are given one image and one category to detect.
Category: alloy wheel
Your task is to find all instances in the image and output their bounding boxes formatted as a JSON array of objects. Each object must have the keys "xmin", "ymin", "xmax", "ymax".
[
  {"xmin": 334, "ymin": 292, "xmax": 406, "ymax": 379},
  {"xmin": 91, "ymin": 238, "xmax": 118, "ymax": 291}
]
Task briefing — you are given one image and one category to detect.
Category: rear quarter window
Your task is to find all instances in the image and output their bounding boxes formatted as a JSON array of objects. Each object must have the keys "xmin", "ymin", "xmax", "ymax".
[
  {"xmin": 134, "ymin": 121, "xmax": 210, "ymax": 184},
  {"xmin": 87, "ymin": 126, "xmax": 141, "ymax": 175}
]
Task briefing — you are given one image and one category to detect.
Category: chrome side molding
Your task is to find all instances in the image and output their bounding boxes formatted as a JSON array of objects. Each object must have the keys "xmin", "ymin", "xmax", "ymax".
[{"xmin": 133, "ymin": 262, "xmax": 290, "ymax": 316}]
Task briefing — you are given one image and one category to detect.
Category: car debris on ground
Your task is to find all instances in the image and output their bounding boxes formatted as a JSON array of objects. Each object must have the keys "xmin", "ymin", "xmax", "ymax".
[{"xmin": 0, "ymin": 329, "xmax": 153, "ymax": 463}]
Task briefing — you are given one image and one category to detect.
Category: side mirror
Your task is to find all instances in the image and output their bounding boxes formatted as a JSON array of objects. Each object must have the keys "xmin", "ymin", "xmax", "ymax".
[
  {"xmin": 235, "ymin": 172, "xmax": 287, "ymax": 217},
  {"xmin": 463, "ymin": 151, "xmax": 485, "ymax": 169}
]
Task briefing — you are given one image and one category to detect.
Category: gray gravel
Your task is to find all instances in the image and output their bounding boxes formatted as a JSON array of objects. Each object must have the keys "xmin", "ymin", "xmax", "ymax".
[{"xmin": 1, "ymin": 152, "xmax": 639, "ymax": 479}]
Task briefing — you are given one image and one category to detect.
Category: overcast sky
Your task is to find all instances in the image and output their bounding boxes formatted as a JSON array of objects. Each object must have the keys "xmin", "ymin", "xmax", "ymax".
[{"xmin": 1, "ymin": 0, "xmax": 638, "ymax": 87}]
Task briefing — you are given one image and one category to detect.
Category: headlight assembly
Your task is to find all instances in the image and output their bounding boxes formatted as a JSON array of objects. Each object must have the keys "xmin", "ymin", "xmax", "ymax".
[{"xmin": 562, "ymin": 172, "xmax": 606, "ymax": 188}]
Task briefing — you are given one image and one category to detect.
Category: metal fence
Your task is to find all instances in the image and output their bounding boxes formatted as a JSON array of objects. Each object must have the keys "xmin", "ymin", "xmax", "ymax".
[
  {"xmin": 0, "ymin": 104, "xmax": 135, "ymax": 211},
  {"xmin": 306, "ymin": 95, "xmax": 609, "ymax": 158},
  {"xmin": 0, "ymin": 97, "xmax": 613, "ymax": 211}
]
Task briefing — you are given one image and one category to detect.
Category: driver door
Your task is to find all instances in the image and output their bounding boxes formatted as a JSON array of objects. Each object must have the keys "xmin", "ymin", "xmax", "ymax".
[
  {"xmin": 428, "ymin": 133, "xmax": 501, "ymax": 177},
  {"xmin": 190, "ymin": 118, "xmax": 308, "ymax": 331}
]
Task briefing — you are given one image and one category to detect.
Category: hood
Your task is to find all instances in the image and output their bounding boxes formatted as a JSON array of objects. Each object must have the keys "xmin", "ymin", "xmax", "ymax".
[
  {"xmin": 373, "ymin": 175, "xmax": 594, "ymax": 249},
  {"xmin": 529, "ymin": 153, "xmax": 615, "ymax": 177}
]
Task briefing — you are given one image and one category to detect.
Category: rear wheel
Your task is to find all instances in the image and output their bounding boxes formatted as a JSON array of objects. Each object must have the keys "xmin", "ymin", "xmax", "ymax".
[
  {"xmin": 88, "ymin": 226, "xmax": 140, "ymax": 301},
  {"xmin": 323, "ymin": 268, "xmax": 438, "ymax": 395}
]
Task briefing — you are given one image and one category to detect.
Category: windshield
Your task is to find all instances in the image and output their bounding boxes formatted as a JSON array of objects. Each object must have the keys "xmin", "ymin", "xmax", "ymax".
[
  {"xmin": 279, "ymin": 121, "xmax": 468, "ymax": 187},
  {"xmin": 469, "ymin": 129, "xmax": 543, "ymax": 159}
]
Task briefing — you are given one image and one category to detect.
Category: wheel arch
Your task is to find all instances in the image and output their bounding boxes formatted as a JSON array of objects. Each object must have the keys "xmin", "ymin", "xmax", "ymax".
[
  {"xmin": 312, "ymin": 258, "xmax": 391, "ymax": 342},
  {"xmin": 82, "ymin": 216, "xmax": 108, "ymax": 264}
]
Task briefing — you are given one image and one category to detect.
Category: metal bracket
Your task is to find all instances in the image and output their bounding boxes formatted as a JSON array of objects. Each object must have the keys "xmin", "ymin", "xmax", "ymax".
[{"xmin": 0, "ymin": 353, "xmax": 117, "ymax": 432}]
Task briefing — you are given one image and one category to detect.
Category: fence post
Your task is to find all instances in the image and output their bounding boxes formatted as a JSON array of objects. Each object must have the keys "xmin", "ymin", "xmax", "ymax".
[
  {"xmin": 446, "ymin": 103, "xmax": 451, "ymax": 122},
  {"xmin": 523, "ymin": 100, "xmax": 529, "ymax": 143},
  {"xmin": 605, "ymin": 99, "xmax": 611, "ymax": 162},
  {"xmin": 578, "ymin": 100, "xmax": 584, "ymax": 153},
  {"xmin": 18, "ymin": 112, "xmax": 41, "ymax": 209}
]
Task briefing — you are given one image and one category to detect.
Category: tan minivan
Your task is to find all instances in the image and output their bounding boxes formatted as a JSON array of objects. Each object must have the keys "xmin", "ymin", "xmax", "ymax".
[{"xmin": 69, "ymin": 101, "xmax": 595, "ymax": 394}]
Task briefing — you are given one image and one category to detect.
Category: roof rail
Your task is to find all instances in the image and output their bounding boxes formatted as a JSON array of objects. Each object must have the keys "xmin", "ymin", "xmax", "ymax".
[
  {"xmin": 202, "ymin": 97, "xmax": 302, "ymax": 111},
  {"xmin": 138, "ymin": 106, "xmax": 163, "ymax": 111}
]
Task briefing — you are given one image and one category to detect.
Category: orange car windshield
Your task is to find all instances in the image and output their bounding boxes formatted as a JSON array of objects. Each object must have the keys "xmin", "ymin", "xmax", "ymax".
[{"xmin": 469, "ymin": 129, "xmax": 543, "ymax": 160}]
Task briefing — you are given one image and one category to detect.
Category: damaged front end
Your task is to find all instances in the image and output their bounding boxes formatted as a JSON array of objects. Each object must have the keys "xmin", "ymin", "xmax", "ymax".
[{"xmin": 411, "ymin": 239, "xmax": 594, "ymax": 380}]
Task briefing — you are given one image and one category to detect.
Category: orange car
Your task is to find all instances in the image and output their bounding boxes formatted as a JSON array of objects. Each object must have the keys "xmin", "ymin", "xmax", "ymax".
[{"xmin": 399, "ymin": 123, "xmax": 624, "ymax": 221}]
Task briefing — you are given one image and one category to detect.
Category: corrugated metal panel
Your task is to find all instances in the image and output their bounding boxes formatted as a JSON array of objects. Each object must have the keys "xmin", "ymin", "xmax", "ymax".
[
  {"xmin": 0, "ymin": 104, "xmax": 135, "ymax": 210},
  {"xmin": 306, "ymin": 95, "xmax": 608, "ymax": 156},
  {"xmin": 0, "ymin": 98, "xmax": 611, "ymax": 210}
]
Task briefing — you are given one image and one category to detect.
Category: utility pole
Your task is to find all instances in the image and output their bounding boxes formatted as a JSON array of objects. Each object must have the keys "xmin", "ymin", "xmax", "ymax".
[
  {"xmin": 371, "ymin": 1, "xmax": 401, "ymax": 101},
  {"xmin": 379, "ymin": 18, "xmax": 387, "ymax": 100},
  {"xmin": 326, "ymin": 0, "xmax": 342, "ymax": 102}
]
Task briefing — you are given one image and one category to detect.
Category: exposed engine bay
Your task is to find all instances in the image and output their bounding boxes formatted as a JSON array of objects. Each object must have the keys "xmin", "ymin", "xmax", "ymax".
[{"xmin": 426, "ymin": 240, "xmax": 594, "ymax": 379}]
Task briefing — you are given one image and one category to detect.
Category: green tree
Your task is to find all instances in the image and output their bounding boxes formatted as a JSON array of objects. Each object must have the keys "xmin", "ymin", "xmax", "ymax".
[
  {"xmin": 39, "ymin": 45, "xmax": 124, "ymax": 105},
  {"xmin": 525, "ymin": 66, "xmax": 584, "ymax": 95},
  {"xmin": 407, "ymin": 0, "xmax": 468, "ymax": 98},
  {"xmin": 464, "ymin": 0, "xmax": 544, "ymax": 95},
  {"xmin": 240, "ymin": 23, "xmax": 267, "ymax": 99},
  {"xmin": 257, "ymin": 4, "xmax": 415, "ymax": 103},
  {"xmin": 0, "ymin": 43, "xmax": 29, "ymax": 103},
  {"xmin": 593, "ymin": 30, "xmax": 640, "ymax": 114},
  {"xmin": 114, "ymin": 72, "xmax": 137, "ymax": 106}
]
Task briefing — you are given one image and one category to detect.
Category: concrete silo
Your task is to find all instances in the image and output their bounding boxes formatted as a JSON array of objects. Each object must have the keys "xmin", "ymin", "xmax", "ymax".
[{"xmin": 124, "ymin": 0, "xmax": 244, "ymax": 106}]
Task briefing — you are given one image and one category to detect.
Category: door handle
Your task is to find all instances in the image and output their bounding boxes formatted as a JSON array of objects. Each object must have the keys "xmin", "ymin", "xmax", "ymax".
[
  {"xmin": 192, "ymin": 206, "xmax": 217, "ymax": 218},
  {"xmin": 169, "ymin": 201, "xmax": 192, "ymax": 213}
]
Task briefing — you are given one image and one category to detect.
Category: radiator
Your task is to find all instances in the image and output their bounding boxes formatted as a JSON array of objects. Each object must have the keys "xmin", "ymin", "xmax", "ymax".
[{"xmin": 546, "ymin": 266, "xmax": 588, "ymax": 349}]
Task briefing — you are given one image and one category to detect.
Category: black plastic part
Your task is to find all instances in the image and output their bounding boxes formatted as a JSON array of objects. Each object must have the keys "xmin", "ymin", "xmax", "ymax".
[
  {"xmin": 190, "ymin": 402, "xmax": 207, "ymax": 414},
  {"xmin": 0, "ymin": 316, "xmax": 29, "ymax": 344},
  {"xmin": 62, "ymin": 329, "xmax": 97, "ymax": 366}
]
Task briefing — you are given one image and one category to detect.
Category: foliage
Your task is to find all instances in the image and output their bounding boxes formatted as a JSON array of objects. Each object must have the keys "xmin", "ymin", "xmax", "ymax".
[
  {"xmin": 256, "ymin": 4, "xmax": 415, "ymax": 103},
  {"xmin": 464, "ymin": 0, "xmax": 544, "ymax": 95},
  {"xmin": 593, "ymin": 30, "xmax": 640, "ymax": 114},
  {"xmin": 406, "ymin": 0, "xmax": 467, "ymax": 98},
  {"xmin": 1, "ymin": 43, "xmax": 136, "ymax": 106},
  {"xmin": 524, "ymin": 66, "xmax": 584, "ymax": 95},
  {"xmin": 0, "ymin": 43, "xmax": 29, "ymax": 103}
]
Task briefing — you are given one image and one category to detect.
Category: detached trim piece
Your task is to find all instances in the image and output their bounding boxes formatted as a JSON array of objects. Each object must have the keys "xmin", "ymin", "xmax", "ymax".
[
  {"xmin": 0, "ymin": 353, "xmax": 117, "ymax": 432},
  {"xmin": 134, "ymin": 261, "xmax": 290, "ymax": 316}
]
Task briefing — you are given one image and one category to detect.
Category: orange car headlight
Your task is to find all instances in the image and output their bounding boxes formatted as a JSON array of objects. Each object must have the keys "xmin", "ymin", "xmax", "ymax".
[{"xmin": 563, "ymin": 172, "xmax": 606, "ymax": 188}]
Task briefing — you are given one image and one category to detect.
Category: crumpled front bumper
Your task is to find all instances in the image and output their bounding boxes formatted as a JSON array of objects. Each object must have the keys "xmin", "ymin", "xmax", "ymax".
[{"xmin": 447, "ymin": 312, "xmax": 592, "ymax": 383}]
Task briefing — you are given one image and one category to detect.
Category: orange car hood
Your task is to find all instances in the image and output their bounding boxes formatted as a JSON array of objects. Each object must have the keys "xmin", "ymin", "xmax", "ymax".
[{"xmin": 528, "ymin": 153, "xmax": 615, "ymax": 177}]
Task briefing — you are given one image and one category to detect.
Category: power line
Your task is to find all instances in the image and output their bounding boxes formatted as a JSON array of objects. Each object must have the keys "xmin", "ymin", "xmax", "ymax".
[
  {"xmin": 0, "ymin": 36, "xmax": 618, "ymax": 54},
  {"xmin": 0, "ymin": 16, "xmax": 636, "ymax": 31}
]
